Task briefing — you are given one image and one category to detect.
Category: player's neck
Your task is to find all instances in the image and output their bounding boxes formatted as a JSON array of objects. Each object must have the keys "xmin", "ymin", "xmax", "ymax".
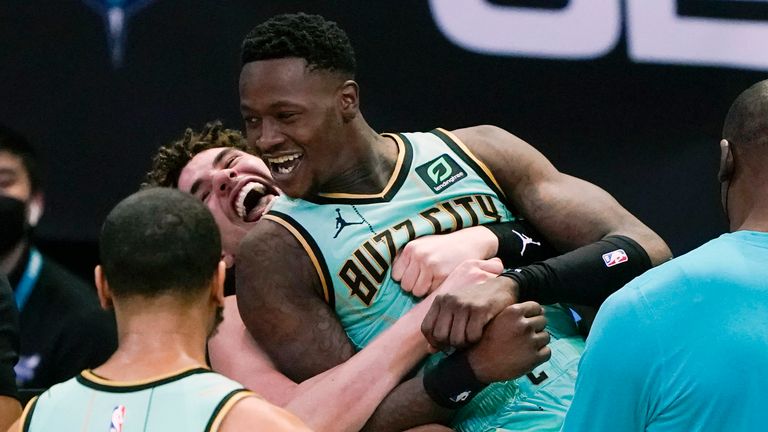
[
  {"xmin": 730, "ymin": 204, "xmax": 768, "ymax": 233},
  {"xmin": 318, "ymin": 125, "xmax": 398, "ymax": 195},
  {"xmin": 727, "ymin": 178, "xmax": 768, "ymax": 232},
  {"xmin": 95, "ymin": 301, "xmax": 212, "ymax": 381}
]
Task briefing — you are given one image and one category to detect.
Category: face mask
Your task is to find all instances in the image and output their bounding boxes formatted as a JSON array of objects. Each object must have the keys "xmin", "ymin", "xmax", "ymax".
[{"xmin": 0, "ymin": 195, "xmax": 27, "ymax": 255}]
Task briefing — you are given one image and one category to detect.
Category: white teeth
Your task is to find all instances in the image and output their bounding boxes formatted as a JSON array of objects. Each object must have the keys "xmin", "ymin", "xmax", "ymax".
[
  {"xmin": 277, "ymin": 165, "xmax": 295, "ymax": 174},
  {"xmin": 235, "ymin": 182, "xmax": 265, "ymax": 219},
  {"xmin": 267, "ymin": 154, "xmax": 301, "ymax": 164}
]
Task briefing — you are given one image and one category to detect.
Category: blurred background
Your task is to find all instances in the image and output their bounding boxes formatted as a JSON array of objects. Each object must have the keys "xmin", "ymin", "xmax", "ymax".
[{"xmin": 2, "ymin": 0, "xmax": 767, "ymax": 279}]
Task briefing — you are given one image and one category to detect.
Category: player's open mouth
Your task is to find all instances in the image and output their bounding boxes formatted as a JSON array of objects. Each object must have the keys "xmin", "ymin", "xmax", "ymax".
[
  {"xmin": 234, "ymin": 181, "xmax": 280, "ymax": 222},
  {"xmin": 266, "ymin": 153, "xmax": 303, "ymax": 176}
]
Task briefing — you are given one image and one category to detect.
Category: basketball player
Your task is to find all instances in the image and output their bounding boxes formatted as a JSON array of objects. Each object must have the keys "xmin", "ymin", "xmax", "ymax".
[
  {"xmin": 8, "ymin": 188, "xmax": 310, "ymax": 431},
  {"xmin": 235, "ymin": 13, "xmax": 671, "ymax": 431}
]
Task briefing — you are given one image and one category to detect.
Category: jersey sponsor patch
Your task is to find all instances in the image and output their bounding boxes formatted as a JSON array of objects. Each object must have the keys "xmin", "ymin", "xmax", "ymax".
[
  {"xmin": 602, "ymin": 249, "xmax": 628, "ymax": 267},
  {"xmin": 110, "ymin": 405, "xmax": 126, "ymax": 432},
  {"xmin": 416, "ymin": 154, "xmax": 467, "ymax": 194}
]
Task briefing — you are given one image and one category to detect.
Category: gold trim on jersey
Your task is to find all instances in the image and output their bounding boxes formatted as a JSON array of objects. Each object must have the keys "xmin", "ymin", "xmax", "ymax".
[
  {"xmin": 317, "ymin": 133, "xmax": 406, "ymax": 199},
  {"xmin": 435, "ymin": 128, "xmax": 506, "ymax": 199},
  {"xmin": 80, "ymin": 365, "xmax": 208, "ymax": 388},
  {"xmin": 207, "ymin": 390, "xmax": 255, "ymax": 432},
  {"xmin": 263, "ymin": 214, "xmax": 332, "ymax": 304}
]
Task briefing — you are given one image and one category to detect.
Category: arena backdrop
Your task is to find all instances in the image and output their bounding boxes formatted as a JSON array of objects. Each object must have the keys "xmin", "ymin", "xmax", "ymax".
[{"xmin": 2, "ymin": 0, "xmax": 768, "ymax": 273}]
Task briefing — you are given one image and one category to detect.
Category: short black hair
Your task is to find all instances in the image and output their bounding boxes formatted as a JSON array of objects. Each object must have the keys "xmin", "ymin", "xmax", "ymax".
[
  {"xmin": 723, "ymin": 79, "xmax": 768, "ymax": 155},
  {"xmin": 99, "ymin": 188, "xmax": 221, "ymax": 299},
  {"xmin": 241, "ymin": 12, "xmax": 356, "ymax": 78},
  {"xmin": 0, "ymin": 125, "xmax": 44, "ymax": 193}
]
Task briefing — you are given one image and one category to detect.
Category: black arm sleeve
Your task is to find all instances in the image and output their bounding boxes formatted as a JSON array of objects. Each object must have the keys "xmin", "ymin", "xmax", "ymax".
[
  {"xmin": 500, "ymin": 235, "xmax": 653, "ymax": 307},
  {"xmin": 483, "ymin": 220, "xmax": 558, "ymax": 267},
  {"xmin": 0, "ymin": 275, "xmax": 19, "ymax": 400}
]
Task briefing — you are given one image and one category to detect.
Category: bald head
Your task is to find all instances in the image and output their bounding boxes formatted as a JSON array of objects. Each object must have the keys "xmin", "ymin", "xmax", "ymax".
[{"xmin": 722, "ymin": 79, "xmax": 768, "ymax": 159}]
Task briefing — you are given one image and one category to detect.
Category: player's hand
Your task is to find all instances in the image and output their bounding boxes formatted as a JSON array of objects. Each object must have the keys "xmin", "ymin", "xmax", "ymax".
[
  {"xmin": 467, "ymin": 302, "xmax": 550, "ymax": 383},
  {"xmin": 421, "ymin": 275, "xmax": 518, "ymax": 350},
  {"xmin": 433, "ymin": 257, "xmax": 503, "ymax": 296},
  {"xmin": 392, "ymin": 226, "xmax": 498, "ymax": 297}
]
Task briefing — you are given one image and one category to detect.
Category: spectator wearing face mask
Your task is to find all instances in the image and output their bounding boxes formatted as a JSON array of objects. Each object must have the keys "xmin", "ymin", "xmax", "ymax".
[{"xmin": 0, "ymin": 125, "xmax": 116, "ymax": 390}]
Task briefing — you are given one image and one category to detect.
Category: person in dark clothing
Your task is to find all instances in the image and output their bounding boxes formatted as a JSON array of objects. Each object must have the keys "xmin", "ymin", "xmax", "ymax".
[
  {"xmin": 0, "ymin": 125, "xmax": 116, "ymax": 389},
  {"xmin": 0, "ymin": 274, "xmax": 20, "ymax": 430}
]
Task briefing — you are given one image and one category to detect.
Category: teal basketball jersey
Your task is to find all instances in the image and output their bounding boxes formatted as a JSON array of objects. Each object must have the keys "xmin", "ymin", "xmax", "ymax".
[
  {"xmin": 21, "ymin": 367, "xmax": 252, "ymax": 432},
  {"xmin": 266, "ymin": 128, "xmax": 515, "ymax": 348},
  {"xmin": 266, "ymin": 128, "xmax": 583, "ymax": 431}
]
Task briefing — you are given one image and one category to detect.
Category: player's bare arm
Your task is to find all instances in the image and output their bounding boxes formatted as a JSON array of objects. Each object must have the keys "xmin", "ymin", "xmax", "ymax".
[
  {"xmin": 236, "ymin": 218, "xmax": 463, "ymax": 431},
  {"xmin": 422, "ymin": 125, "xmax": 672, "ymax": 349},
  {"xmin": 458, "ymin": 125, "xmax": 669, "ymax": 261},
  {"xmin": 236, "ymin": 219, "xmax": 355, "ymax": 381}
]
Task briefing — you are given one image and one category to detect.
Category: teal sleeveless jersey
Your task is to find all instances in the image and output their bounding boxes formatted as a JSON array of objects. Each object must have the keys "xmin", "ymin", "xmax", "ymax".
[
  {"xmin": 21, "ymin": 367, "xmax": 252, "ymax": 432},
  {"xmin": 267, "ymin": 128, "xmax": 515, "ymax": 347},
  {"xmin": 266, "ymin": 128, "xmax": 584, "ymax": 432}
]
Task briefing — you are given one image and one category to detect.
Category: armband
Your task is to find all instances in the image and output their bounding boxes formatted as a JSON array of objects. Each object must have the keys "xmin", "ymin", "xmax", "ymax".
[
  {"xmin": 483, "ymin": 220, "xmax": 557, "ymax": 267},
  {"xmin": 499, "ymin": 235, "xmax": 652, "ymax": 306},
  {"xmin": 423, "ymin": 351, "xmax": 488, "ymax": 409}
]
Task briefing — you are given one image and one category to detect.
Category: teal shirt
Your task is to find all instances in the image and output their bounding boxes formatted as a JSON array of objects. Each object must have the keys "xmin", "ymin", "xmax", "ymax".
[
  {"xmin": 562, "ymin": 231, "xmax": 768, "ymax": 432},
  {"xmin": 22, "ymin": 367, "xmax": 251, "ymax": 432}
]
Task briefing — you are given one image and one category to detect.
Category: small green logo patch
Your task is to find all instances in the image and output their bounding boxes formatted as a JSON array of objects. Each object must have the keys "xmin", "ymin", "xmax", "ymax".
[{"xmin": 416, "ymin": 154, "xmax": 466, "ymax": 194}]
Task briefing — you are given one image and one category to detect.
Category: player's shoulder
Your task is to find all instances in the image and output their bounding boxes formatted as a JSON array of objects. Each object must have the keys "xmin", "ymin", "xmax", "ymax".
[
  {"xmin": 626, "ymin": 236, "xmax": 727, "ymax": 293},
  {"xmin": 220, "ymin": 394, "xmax": 312, "ymax": 432},
  {"xmin": 450, "ymin": 124, "xmax": 515, "ymax": 145},
  {"xmin": 239, "ymin": 216, "xmax": 299, "ymax": 254}
]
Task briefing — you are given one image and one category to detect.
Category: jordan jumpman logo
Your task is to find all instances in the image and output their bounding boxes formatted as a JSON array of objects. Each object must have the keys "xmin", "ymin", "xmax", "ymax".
[
  {"xmin": 512, "ymin": 229, "xmax": 541, "ymax": 256},
  {"xmin": 334, "ymin": 208, "xmax": 365, "ymax": 238}
]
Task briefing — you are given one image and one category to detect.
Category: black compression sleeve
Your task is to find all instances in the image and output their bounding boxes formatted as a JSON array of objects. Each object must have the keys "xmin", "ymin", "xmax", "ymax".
[
  {"xmin": 483, "ymin": 220, "xmax": 558, "ymax": 268},
  {"xmin": 499, "ymin": 235, "xmax": 652, "ymax": 307},
  {"xmin": 0, "ymin": 275, "xmax": 19, "ymax": 400}
]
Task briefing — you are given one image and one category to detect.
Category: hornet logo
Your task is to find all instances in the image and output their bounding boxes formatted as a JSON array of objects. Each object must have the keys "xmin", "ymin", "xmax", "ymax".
[{"xmin": 83, "ymin": 0, "xmax": 156, "ymax": 68}]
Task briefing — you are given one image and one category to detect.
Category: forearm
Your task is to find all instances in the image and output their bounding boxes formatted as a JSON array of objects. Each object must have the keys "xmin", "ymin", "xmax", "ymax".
[
  {"xmin": 285, "ymin": 295, "xmax": 435, "ymax": 432},
  {"xmin": 362, "ymin": 377, "xmax": 453, "ymax": 432},
  {"xmin": 502, "ymin": 235, "xmax": 655, "ymax": 307}
]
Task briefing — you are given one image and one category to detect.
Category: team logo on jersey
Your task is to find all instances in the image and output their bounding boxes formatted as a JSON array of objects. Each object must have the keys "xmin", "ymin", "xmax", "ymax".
[
  {"xmin": 602, "ymin": 249, "xmax": 628, "ymax": 267},
  {"xmin": 416, "ymin": 154, "xmax": 467, "ymax": 194},
  {"xmin": 110, "ymin": 405, "xmax": 126, "ymax": 432},
  {"xmin": 333, "ymin": 208, "xmax": 365, "ymax": 238}
]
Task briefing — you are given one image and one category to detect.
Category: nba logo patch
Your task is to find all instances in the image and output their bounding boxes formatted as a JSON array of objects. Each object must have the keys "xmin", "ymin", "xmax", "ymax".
[
  {"xmin": 110, "ymin": 405, "xmax": 126, "ymax": 432},
  {"xmin": 602, "ymin": 249, "xmax": 628, "ymax": 267}
]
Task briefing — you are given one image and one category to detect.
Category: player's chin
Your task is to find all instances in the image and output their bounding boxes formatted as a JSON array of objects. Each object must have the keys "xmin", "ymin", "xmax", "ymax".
[{"xmin": 277, "ymin": 178, "xmax": 313, "ymax": 199}]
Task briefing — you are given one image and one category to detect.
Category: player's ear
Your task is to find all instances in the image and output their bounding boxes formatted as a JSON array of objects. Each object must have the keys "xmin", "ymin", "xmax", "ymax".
[
  {"xmin": 210, "ymin": 260, "xmax": 226, "ymax": 306},
  {"xmin": 94, "ymin": 265, "xmax": 113, "ymax": 310},
  {"xmin": 718, "ymin": 139, "xmax": 734, "ymax": 183},
  {"xmin": 338, "ymin": 80, "xmax": 359, "ymax": 121}
]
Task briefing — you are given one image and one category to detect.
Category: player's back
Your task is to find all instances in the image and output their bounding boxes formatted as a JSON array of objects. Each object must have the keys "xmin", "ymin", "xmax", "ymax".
[
  {"xmin": 615, "ymin": 231, "xmax": 768, "ymax": 431},
  {"xmin": 20, "ymin": 367, "xmax": 250, "ymax": 431}
]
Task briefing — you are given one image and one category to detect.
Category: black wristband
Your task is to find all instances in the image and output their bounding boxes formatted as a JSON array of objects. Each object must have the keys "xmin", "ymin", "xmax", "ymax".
[
  {"xmin": 423, "ymin": 351, "xmax": 488, "ymax": 409},
  {"xmin": 483, "ymin": 220, "xmax": 557, "ymax": 268},
  {"xmin": 499, "ymin": 235, "xmax": 652, "ymax": 307}
]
